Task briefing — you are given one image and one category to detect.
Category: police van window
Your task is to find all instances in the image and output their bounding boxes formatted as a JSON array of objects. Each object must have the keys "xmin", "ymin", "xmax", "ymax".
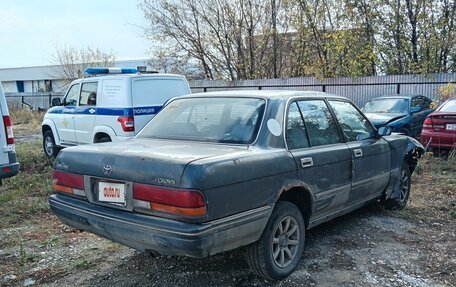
[
  {"xmin": 63, "ymin": 84, "xmax": 80, "ymax": 106},
  {"xmin": 79, "ymin": 82, "xmax": 98, "ymax": 106}
]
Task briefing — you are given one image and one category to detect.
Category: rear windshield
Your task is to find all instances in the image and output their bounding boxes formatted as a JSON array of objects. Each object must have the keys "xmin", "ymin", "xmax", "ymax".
[
  {"xmin": 137, "ymin": 97, "xmax": 266, "ymax": 144},
  {"xmin": 439, "ymin": 100, "xmax": 456, "ymax": 112}
]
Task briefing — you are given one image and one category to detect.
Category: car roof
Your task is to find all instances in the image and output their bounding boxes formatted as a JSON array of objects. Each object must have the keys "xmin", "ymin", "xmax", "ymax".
[
  {"xmin": 180, "ymin": 90, "xmax": 347, "ymax": 101},
  {"xmin": 373, "ymin": 94, "xmax": 423, "ymax": 100}
]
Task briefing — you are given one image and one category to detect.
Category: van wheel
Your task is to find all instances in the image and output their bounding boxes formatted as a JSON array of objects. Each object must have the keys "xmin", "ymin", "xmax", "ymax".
[
  {"xmin": 97, "ymin": 136, "xmax": 111, "ymax": 143},
  {"xmin": 381, "ymin": 163, "xmax": 411, "ymax": 210},
  {"xmin": 245, "ymin": 201, "xmax": 305, "ymax": 281},
  {"xmin": 43, "ymin": 130, "xmax": 60, "ymax": 158}
]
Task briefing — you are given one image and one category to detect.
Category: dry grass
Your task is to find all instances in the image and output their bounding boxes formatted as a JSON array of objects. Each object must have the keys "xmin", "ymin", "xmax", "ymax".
[
  {"xmin": 9, "ymin": 108, "xmax": 45, "ymax": 136},
  {"xmin": 407, "ymin": 152, "xmax": 456, "ymax": 222}
]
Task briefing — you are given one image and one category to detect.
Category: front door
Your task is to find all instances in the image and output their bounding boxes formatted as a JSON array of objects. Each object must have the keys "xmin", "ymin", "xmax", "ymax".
[
  {"xmin": 55, "ymin": 84, "xmax": 79, "ymax": 144},
  {"xmin": 286, "ymin": 99, "xmax": 352, "ymax": 220},
  {"xmin": 74, "ymin": 82, "xmax": 98, "ymax": 144},
  {"xmin": 328, "ymin": 100, "xmax": 391, "ymax": 205}
]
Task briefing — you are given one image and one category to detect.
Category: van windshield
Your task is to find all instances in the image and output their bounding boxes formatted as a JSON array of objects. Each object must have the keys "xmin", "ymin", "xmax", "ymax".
[{"xmin": 137, "ymin": 97, "xmax": 266, "ymax": 144}]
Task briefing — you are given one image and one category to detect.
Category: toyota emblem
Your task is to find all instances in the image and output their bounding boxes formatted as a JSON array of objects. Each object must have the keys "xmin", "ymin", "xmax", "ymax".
[{"xmin": 103, "ymin": 165, "xmax": 113, "ymax": 175}]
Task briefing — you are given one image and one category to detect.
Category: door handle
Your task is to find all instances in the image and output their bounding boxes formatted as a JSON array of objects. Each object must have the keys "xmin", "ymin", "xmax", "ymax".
[
  {"xmin": 300, "ymin": 157, "xmax": 313, "ymax": 168},
  {"xmin": 353, "ymin": 149, "xmax": 363, "ymax": 157}
]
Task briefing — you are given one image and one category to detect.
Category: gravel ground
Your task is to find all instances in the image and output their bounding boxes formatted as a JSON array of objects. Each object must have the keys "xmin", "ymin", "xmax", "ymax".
[
  {"xmin": 44, "ymin": 204, "xmax": 452, "ymax": 287},
  {"xmin": 0, "ymin": 136, "xmax": 454, "ymax": 286}
]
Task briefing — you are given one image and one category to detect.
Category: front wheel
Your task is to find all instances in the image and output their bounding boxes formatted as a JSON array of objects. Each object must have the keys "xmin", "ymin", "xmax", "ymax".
[
  {"xmin": 381, "ymin": 162, "xmax": 411, "ymax": 210},
  {"xmin": 43, "ymin": 130, "xmax": 60, "ymax": 158},
  {"xmin": 245, "ymin": 201, "xmax": 305, "ymax": 281}
]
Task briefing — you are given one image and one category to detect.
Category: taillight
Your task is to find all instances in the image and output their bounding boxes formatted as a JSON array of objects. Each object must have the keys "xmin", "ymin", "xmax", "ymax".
[
  {"xmin": 117, "ymin": 116, "xmax": 134, "ymax": 132},
  {"xmin": 52, "ymin": 170, "xmax": 85, "ymax": 196},
  {"xmin": 423, "ymin": 117, "xmax": 432, "ymax": 127},
  {"xmin": 3, "ymin": 116, "xmax": 14, "ymax": 144},
  {"xmin": 133, "ymin": 183, "xmax": 206, "ymax": 217}
]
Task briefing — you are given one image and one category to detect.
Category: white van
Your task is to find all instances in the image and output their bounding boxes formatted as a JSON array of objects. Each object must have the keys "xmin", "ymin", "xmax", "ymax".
[
  {"xmin": 41, "ymin": 68, "xmax": 191, "ymax": 157},
  {"xmin": 0, "ymin": 83, "xmax": 19, "ymax": 182}
]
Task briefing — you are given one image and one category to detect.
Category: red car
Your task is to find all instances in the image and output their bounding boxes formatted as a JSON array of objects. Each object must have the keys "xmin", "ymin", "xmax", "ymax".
[{"xmin": 421, "ymin": 98, "xmax": 456, "ymax": 152}]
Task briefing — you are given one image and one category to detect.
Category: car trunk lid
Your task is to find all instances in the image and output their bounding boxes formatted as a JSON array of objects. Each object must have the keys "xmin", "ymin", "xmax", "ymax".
[
  {"xmin": 55, "ymin": 138, "xmax": 248, "ymax": 186},
  {"xmin": 424, "ymin": 112, "xmax": 456, "ymax": 132}
]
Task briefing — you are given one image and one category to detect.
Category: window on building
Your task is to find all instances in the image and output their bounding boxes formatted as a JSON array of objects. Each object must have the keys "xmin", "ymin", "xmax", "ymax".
[{"xmin": 16, "ymin": 81, "xmax": 25, "ymax": 93}]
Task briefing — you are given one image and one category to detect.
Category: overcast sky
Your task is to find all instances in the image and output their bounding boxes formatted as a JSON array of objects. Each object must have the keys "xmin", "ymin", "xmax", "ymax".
[{"xmin": 0, "ymin": 0, "xmax": 149, "ymax": 68}]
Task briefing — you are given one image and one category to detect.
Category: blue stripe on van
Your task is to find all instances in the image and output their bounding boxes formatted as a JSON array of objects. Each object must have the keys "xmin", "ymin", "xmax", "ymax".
[
  {"xmin": 47, "ymin": 106, "xmax": 162, "ymax": 116},
  {"xmin": 133, "ymin": 105, "xmax": 162, "ymax": 115}
]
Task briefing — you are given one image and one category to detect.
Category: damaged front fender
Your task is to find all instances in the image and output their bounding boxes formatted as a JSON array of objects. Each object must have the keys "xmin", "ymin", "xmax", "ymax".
[{"xmin": 406, "ymin": 136, "xmax": 425, "ymax": 174}]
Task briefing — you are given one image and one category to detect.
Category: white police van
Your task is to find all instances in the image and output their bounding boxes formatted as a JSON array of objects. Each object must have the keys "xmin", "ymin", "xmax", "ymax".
[
  {"xmin": 42, "ymin": 67, "xmax": 191, "ymax": 157},
  {"xmin": 0, "ymin": 82, "xmax": 19, "ymax": 182}
]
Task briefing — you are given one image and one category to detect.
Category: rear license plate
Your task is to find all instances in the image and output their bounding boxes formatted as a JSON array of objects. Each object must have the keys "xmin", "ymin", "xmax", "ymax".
[
  {"xmin": 98, "ymin": 182, "xmax": 126, "ymax": 204},
  {"xmin": 446, "ymin": 124, "xmax": 456, "ymax": 130}
]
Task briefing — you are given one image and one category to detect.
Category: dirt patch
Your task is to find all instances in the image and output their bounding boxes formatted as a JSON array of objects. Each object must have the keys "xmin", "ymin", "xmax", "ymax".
[{"xmin": 0, "ymin": 142, "xmax": 455, "ymax": 287}]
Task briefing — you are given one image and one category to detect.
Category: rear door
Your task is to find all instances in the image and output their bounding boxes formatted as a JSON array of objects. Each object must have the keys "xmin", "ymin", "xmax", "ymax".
[
  {"xmin": 287, "ymin": 99, "xmax": 352, "ymax": 220},
  {"xmin": 55, "ymin": 83, "xmax": 79, "ymax": 144},
  {"xmin": 0, "ymin": 85, "xmax": 9, "ymax": 165},
  {"xmin": 74, "ymin": 81, "xmax": 98, "ymax": 143},
  {"xmin": 328, "ymin": 100, "xmax": 390, "ymax": 204},
  {"xmin": 131, "ymin": 77, "xmax": 190, "ymax": 133}
]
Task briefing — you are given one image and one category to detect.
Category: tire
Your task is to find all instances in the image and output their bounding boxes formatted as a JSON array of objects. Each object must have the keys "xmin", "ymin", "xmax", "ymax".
[
  {"xmin": 43, "ymin": 130, "xmax": 60, "ymax": 158},
  {"xmin": 97, "ymin": 136, "xmax": 111, "ymax": 143},
  {"xmin": 400, "ymin": 127, "xmax": 411, "ymax": 136},
  {"xmin": 245, "ymin": 201, "xmax": 305, "ymax": 281},
  {"xmin": 381, "ymin": 162, "xmax": 411, "ymax": 210}
]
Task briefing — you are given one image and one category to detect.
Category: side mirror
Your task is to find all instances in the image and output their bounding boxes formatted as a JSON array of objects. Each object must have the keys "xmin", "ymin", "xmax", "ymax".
[
  {"xmin": 377, "ymin": 126, "xmax": 392, "ymax": 137},
  {"xmin": 52, "ymin": 98, "xmax": 61, "ymax": 107},
  {"xmin": 411, "ymin": 106, "xmax": 421, "ymax": 113}
]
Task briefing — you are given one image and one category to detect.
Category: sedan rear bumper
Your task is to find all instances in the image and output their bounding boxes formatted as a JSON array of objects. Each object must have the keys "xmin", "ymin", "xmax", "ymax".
[
  {"xmin": 421, "ymin": 131, "xmax": 456, "ymax": 149},
  {"xmin": 49, "ymin": 194, "xmax": 270, "ymax": 258}
]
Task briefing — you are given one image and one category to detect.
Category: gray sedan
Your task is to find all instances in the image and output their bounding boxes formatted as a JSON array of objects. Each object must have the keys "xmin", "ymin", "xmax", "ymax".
[{"xmin": 49, "ymin": 91, "xmax": 424, "ymax": 280}]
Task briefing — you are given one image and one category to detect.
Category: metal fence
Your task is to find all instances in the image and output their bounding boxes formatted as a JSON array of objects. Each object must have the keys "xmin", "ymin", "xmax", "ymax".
[
  {"xmin": 5, "ymin": 73, "xmax": 456, "ymax": 110},
  {"xmin": 189, "ymin": 73, "xmax": 456, "ymax": 107}
]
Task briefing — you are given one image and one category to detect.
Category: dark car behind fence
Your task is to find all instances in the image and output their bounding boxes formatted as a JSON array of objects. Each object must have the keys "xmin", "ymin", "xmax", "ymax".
[{"xmin": 5, "ymin": 72, "xmax": 456, "ymax": 111}]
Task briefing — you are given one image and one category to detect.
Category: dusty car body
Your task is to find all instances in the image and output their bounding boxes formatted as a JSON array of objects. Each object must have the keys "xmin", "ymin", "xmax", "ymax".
[
  {"xmin": 49, "ymin": 91, "xmax": 424, "ymax": 280},
  {"xmin": 420, "ymin": 98, "xmax": 456, "ymax": 152},
  {"xmin": 363, "ymin": 94, "xmax": 433, "ymax": 137}
]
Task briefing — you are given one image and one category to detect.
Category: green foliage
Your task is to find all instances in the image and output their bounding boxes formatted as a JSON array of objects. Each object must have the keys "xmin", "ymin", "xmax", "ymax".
[
  {"xmin": 141, "ymin": 0, "xmax": 456, "ymax": 79},
  {"xmin": 432, "ymin": 83, "xmax": 456, "ymax": 108}
]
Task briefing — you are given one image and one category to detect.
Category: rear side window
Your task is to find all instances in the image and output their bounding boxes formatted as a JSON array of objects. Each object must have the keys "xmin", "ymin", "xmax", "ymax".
[
  {"xmin": 297, "ymin": 100, "xmax": 341, "ymax": 146},
  {"xmin": 79, "ymin": 82, "xmax": 98, "ymax": 106},
  {"xmin": 63, "ymin": 84, "xmax": 80, "ymax": 106},
  {"xmin": 286, "ymin": 102, "xmax": 309, "ymax": 149},
  {"xmin": 132, "ymin": 78, "xmax": 189, "ymax": 107}
]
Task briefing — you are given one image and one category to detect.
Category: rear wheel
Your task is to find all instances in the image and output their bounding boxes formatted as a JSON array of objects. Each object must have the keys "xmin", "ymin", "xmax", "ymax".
[
  {"xmin": 43, "ymin": 130, "xmax": 60, "ymax": 158},
  {"xmin": 381, "ymin": 163, "xmax": 411, "ymax": 210},
  {"xmin": 245, "ymin": 201, "xmax": 305, "ymax": 281},
  {"xmin": 96, "ymin": 135, "xmax": 111, "ymax": 143}
]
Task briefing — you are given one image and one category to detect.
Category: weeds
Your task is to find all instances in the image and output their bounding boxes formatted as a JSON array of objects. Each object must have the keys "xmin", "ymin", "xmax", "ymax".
[
  {"xmin": 9, "ymin": 108, "xmax": 45, "ymax": 127},
  {"xmin": 0, "ymin": 141, "xmax": 52, "ymax": 227},
  {"xmin": 75, "ymin": 260, "xmax": 92, "ymax": 269},
  {"xmin": 40, "ymin": 236, "xmax": 59, "ymax": 248}
]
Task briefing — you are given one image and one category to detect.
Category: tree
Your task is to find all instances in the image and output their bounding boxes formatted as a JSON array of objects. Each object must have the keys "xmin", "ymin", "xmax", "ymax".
[
  {"xmin": 50, "ymin": 45, "xmax": 116, "ymax": 84},
  {"xmin": 140, "ymin": 0, "xmax": 456, "ymax": 79}
]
